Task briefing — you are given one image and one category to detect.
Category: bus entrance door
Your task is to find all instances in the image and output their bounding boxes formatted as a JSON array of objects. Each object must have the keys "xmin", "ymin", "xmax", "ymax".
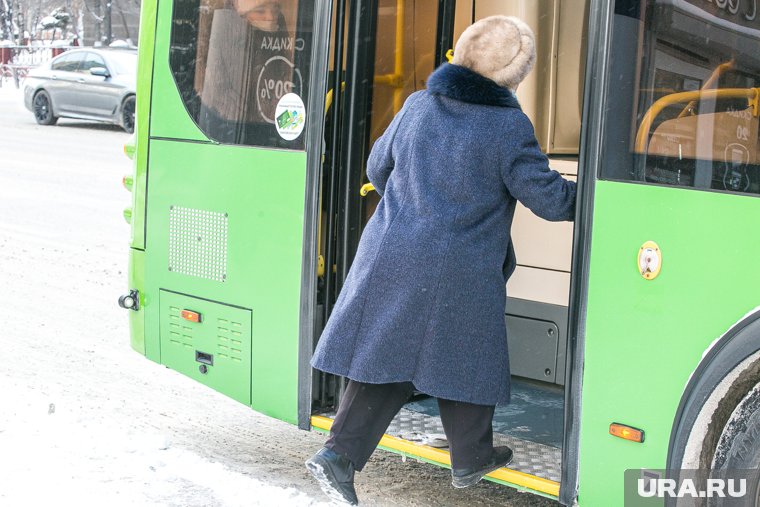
[
  {"xmin": 314, "ymin": 0, "xmax": 454, "ymax": 411},
  {"xmin": 309, "ymin": 0, "xmax": 588, "ymax": 501}
]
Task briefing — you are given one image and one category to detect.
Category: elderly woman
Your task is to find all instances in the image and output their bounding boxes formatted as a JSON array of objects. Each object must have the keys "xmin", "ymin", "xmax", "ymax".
[{"xmin": 306, "ymin": 15, "xmax": 576, "ymax": 505}]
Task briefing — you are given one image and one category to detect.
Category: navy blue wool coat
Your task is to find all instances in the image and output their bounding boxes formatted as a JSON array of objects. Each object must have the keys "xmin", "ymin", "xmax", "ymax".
[{"xmin": 311, "ymin": 64, "xmax": 576, "ymax": 406}]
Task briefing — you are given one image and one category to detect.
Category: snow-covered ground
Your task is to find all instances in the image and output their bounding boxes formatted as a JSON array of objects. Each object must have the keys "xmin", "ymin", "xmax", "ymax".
[
  {"xmin": 0, "ymin": 384, "xmax": 331, "ymax": 507},
  {"xmin": 0, "ymin": 83, "xmax": 557, "ymax": 507}
]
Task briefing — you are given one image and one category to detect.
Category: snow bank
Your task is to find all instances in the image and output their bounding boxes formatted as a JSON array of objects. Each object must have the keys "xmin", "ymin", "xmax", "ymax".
[{"xmin": 0, "ymin": 386, "xmax": 331, "ymax": 507}]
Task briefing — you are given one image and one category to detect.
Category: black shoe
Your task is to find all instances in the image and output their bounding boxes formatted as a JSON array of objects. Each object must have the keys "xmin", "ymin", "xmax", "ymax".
[
  {"xmin": 451, "ymin": 446, "xmax": 513, "ymax": 489},
  {"xmin": 305, "ymin": 447, "xmax": 359, "ymax": 505}
]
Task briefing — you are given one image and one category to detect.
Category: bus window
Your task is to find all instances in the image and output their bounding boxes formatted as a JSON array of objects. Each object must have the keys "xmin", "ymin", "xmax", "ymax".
[
  {"xmin": 169, "ymin": 0, "xmax": 314, "ymax": 149},
  {"xmin": 601, "ymin": 0, "xmax": 760, "ymax": 196}
]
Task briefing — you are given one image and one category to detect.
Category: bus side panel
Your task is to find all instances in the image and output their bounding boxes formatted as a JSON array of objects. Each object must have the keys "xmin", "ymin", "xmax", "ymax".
[
  {"xmin": 129, "ymin": 248, "xmax": 146, "ymax": 355},
  {"xmin": 578, "ymin": 181, "xmax": 760, "ymax": 504},
  {"xmin": 143, "ymin": 139, "xmax": 306, "ymax": 424},
  {"xmin": 148, "ymin": 0, "xmax": 209, "ymax": 142},
  {"xmin": 127, "ymin": 0, "xmax": 157, "ymax": 358},
  {"xmin": 130, "ymin": 0, "xmax": 159, "ymax": 251}
]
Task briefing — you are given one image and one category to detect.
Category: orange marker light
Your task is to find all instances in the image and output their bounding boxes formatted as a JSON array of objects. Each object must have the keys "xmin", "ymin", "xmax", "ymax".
[
  {"xmin": 122, "ymin": 174, "xmax": 133, "ymax": 192},
  {"xmin": 181, "ymin": 310, "xmax": 202, "ymax": 323},
  {"xmin": 610, "ymin": 423, "xmax": 645, "ymax": 443}
]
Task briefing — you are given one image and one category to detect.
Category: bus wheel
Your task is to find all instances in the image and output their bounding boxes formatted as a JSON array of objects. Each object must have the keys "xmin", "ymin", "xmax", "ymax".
[
  {"xmin": 33, "ymin": 90, "xmax": 58, "ymax": 126},
  {"xmin": 121, "ymin": 95, "xmax": 135, "ymax": 134},
  {"xmin": 710, "ymin": 381, "xmax": 760, "ymax": 506}
]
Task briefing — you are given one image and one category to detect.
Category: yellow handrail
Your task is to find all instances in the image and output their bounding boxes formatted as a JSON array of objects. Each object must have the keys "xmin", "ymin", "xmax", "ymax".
[
  {"xmin": 393, "ymin": 0, "xmax": 405, "ymax": 112},
  {"xmin": 324, "ymin": 0, "xmax": 407, "ymax": 116},
  {"xmin": 356, "ymin": 0, "xmax": 406, "ymax": 199},
  {"xmin": 360, "ymin": 183, "xmax": 375, "ymax": 196},
  {"xmin": 634, "ymin": 87, "xmax": 760, "ymax": 153},
  {"xmin": 324, "ymin": 82, "xmax": 346, "ymax": 115},
  {"xmin": 324, "ymin": 71, "xmax": 406, "ymax": 115},
  {"xmin": 677, "ymin": 60, "xmax": 734, "ymax": 119}
]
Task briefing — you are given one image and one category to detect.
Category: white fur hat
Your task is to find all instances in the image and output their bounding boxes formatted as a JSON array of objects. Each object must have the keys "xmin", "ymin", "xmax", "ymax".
[{"xmin": 451, "ymin": 15, "xmax": 536, "ymax": 90}]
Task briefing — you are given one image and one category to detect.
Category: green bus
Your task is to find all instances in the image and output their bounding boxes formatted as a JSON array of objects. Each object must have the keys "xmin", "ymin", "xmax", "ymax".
[{"xmin": 119, "ymin": 0, "xmax": 760, "ymax": 503}]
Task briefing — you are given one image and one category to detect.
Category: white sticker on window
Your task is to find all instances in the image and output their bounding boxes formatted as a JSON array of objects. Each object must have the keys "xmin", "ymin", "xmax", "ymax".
[{"xmin": 274, "ymin": 93, "xmax": 306, "ymax": 141}]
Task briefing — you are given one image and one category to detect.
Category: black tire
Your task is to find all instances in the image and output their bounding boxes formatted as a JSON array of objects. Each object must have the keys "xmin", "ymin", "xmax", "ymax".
[
  {"xmin": 33, "ymin": 90, "xmax": 58, "ymax": 126},
  {"xmin": 710, "ymin": 384, "xmax": 760, "ymax": 506},
  {"xmin": 121, "ymin": 95, "xmax": 135, "ymax": 134}
]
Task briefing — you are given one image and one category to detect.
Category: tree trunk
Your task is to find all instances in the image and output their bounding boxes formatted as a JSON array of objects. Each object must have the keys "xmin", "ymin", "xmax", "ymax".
[
  {"xmin": 0, "ymin": 0, "xmax": 15, "ymax": 41},
  {"xmin": 117, "ymin": 0, "xmax": 128, "ymax": 41}
]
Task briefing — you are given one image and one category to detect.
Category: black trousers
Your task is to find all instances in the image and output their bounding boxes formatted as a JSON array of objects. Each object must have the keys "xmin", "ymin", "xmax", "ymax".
[{"xmin": 325, "ymin": 380, "xmax": 495, "ymax": 471}]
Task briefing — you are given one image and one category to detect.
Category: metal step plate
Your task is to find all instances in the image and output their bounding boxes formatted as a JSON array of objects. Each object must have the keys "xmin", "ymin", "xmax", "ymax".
[
  {"xmin": 321, "ymin": 406, "xmax": 562, "ymax": 482},
  {"xmin": 386, "ymin": 407, "xmax": 561, "ymax": 482}
]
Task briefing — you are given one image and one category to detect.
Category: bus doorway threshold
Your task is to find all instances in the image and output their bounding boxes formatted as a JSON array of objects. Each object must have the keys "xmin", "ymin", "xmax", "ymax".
[{"xmin": 311, "ymin": 377, "xmax": 562, "ymax": 499}]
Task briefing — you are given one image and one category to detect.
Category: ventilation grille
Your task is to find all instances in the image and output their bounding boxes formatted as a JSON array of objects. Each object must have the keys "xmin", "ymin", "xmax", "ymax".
[
  {"xmin": 217, "ymin": 318, "xmax": 244, "ymax": 363},
  {"xmin": 168, "ymin": 206, "xmax": 228, "ymax": 282},
  {"xmin": 168, "ymin": 306, "xmax": 194, "ymax": 348}
]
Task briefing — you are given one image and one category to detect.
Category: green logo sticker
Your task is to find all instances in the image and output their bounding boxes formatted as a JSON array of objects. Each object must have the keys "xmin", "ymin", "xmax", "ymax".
[{"xmin": 274, "ymin": 93, "xmax": 306, "ymax": 141}]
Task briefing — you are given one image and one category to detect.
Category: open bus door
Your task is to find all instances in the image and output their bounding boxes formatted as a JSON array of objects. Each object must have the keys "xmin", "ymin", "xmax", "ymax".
[
  {"xmin": 306, "ymin": 0, "xmax": 459, "ymax": 421},
  {"xmin": 301, "ymin": 0, "xmax": 591, "ymax": 502}
]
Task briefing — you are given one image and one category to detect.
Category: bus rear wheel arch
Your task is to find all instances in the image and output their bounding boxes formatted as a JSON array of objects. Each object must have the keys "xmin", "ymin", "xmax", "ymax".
[{"xmin": 668, "ymin": 311, "xmax": 760, "ymax": 491}]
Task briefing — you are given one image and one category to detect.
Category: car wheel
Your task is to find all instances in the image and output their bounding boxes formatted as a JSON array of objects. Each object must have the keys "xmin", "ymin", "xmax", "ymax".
[
  {"xmin": 33, "ymin": 90, "xmax": 58, "ymax": 126},
  {"xmin": 121, "ymin": 95, "xmax": 135, "ymax": 134}
]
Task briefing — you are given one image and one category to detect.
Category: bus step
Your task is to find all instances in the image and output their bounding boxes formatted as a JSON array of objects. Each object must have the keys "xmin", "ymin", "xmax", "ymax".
[
  {"xmin": 386, "ymin": 407, "xmax": 561, "ymax": 482},
  {"xmin": 312, "ymin": 412, "xmax": 561, "ymax": 497}
]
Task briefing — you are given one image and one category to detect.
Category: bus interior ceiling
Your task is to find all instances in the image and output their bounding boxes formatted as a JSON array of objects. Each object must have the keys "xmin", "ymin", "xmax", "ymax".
[{"xmin": 312, "ymin": 0, "xmax": 589, "ymax": 484}]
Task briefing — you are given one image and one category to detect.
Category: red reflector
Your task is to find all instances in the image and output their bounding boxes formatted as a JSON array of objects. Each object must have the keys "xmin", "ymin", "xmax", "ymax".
[
  {"xmin": 181, "ymin": 310, "xmax": 201, "ymax": 323},
  {"xmin": 610, "ymin": 423, "xmax": 645, "ymax": 443}
]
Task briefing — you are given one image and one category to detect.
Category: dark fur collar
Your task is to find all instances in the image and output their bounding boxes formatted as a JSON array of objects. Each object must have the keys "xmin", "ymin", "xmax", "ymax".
[{"xmin": 426, "ymin": 64, "xmax": 521, "ymax": 109}]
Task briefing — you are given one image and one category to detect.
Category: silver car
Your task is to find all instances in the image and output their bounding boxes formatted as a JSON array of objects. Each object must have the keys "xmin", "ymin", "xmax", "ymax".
[{"xmin": 23, "ymin": 48, "xmax": 137, "ymax": 133}]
